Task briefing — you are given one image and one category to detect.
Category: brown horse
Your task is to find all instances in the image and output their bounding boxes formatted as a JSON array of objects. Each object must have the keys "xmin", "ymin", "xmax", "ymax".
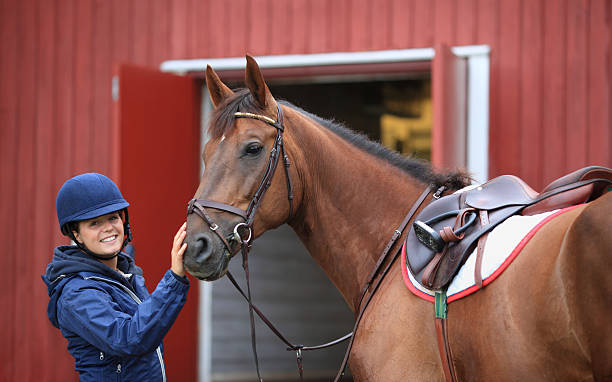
[{"xmin": 184, "ymin": 56, "xmax": 612, "ymax": 381}]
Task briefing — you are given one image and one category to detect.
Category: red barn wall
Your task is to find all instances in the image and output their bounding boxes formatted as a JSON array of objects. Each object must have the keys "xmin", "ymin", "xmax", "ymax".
[{"xmin": 1, "ymin": 0, "xmax": 610, "ymax": 381}]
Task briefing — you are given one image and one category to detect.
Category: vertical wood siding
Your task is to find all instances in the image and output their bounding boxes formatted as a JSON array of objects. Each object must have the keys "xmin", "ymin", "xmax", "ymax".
[
  {"xmin": 1, "ymin": 0, "xmax": 610, "ymax": 380},
  {"xmin": 0, "ymin": 1, "xmax": 19, "ymax": 380}
]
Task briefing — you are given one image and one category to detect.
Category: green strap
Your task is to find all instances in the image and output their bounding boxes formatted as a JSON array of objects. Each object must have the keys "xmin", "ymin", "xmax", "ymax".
[{"xmin": 435, "ymin": 290, "xmax": 448, "ymax": 319}]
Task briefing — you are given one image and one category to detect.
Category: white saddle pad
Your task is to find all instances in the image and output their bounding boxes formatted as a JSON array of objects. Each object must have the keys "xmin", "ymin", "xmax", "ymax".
[{"xmin": 401, "ymin": 205, "xmax": 580, "ymax": 303}]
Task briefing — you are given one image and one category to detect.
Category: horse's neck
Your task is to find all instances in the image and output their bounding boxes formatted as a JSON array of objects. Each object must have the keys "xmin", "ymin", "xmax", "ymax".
[{"xmin": 287, "ymin": 121, "xmax": 427, "ymax": 311}]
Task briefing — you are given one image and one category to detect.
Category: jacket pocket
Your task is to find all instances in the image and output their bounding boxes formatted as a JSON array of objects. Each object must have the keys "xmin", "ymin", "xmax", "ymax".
[{"xmin": 95, "ymin": 360, "xmax": 121, "ymax": 382}]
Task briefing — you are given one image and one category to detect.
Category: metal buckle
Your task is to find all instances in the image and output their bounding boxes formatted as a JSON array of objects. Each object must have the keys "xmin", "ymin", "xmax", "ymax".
[
  {"xmin": 233, "ymin": 222, "xmax": 252, "ymax": 243},
  {"xmin": 433, "ymin": 185, "xmax": 447, "ymax": 199}
]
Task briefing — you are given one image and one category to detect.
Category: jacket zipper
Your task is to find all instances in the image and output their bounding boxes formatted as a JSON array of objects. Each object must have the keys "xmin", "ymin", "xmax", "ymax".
[{"xmin": 84, "ymin": 276, "xmax": 167, "ymax": 382}]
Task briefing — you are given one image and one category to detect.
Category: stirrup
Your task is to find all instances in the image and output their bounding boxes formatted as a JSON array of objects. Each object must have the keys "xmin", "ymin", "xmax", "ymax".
[{"xmin": 413, "ymin": 210, "xmax": 477, "ymax": 252}]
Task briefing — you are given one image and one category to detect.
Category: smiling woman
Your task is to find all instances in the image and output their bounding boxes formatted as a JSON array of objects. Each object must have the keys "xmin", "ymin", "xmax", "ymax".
[{"xmin": 41, "ymin": 173, "xmax": 191, "ymax": 382}]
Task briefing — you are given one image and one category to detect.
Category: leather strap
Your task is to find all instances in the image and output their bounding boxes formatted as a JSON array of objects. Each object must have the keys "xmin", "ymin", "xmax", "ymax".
[
  {"xmin": 241, "ymin": 243, "xmax": 264, "ymax": 382},
  {"xmin": 226, "ymin": 270, "xmax": 352, "ymax": 352},
  {"xmin": 422, "ymin": 249, "xmax": 446, "ymax": 287},
  {"xmin": 358, "ymin": 186, "xmax": 440, "ymax": 309},
  {"xmin": 422, "ymin": 210, "xmax": 465, "ymax": 288},
  {"xmin": 197, "ymin": 200, "xmax": 247, "ymax": 220},
  {"xmin": 334, "ymin": 186, "xmax": 435, "ymax": 381},
  {"xmin": 187, "ymin": 199, "xmax": 234, "ymax": 252},
  {"xmin": 440, "ymin": 226, "xmax": 462, "ymax": 243},
  {"xmin": 474, "ymin": 210, "xmax": 489, "ymax": 288},
  {"xmin": 435, "ymin": 317, "xmax": 457, "ymax": 382}
]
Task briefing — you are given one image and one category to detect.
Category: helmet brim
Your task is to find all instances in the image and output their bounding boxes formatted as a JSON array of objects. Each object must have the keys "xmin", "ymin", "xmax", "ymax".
[{"xmin": 63, "ymin": 200, "xmax": 130, "ymax": 224}]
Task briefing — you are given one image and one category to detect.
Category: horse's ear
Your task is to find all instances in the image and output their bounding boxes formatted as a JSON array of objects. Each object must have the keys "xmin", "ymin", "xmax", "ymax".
[
  {"xmin": 206, "ymin": 65, "xmax": 234, "ymax": 108},
  {"xmin": 245, "ymin": 55, "xmax": 276, "ymax": 111}
]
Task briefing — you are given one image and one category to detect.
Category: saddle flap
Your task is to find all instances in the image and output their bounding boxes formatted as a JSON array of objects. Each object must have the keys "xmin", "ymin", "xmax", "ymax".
[
  {"xmin": 405, "ymin": 193, "xmax": 461, "ymax": 279},
  {"xmin": 406, "ymin": 187, "xmax": 525, "ymax": 291}
]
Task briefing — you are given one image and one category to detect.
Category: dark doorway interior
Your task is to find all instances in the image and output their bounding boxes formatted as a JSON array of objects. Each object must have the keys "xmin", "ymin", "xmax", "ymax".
[{"xmin": 268, "ymin": 76, "xmax": 432, "ymax": 160}]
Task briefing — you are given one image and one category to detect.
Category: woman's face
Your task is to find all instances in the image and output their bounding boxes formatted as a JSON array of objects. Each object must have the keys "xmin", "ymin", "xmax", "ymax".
[{"xmin": 73, "ymin": 212, "xmax": 124, "ymax": 256}]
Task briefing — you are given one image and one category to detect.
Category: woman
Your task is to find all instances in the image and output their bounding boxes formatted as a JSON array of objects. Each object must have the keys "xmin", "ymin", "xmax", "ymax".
[{"xmin": 42, "ymin": 172, "xmax": 189, "ymax": 381}]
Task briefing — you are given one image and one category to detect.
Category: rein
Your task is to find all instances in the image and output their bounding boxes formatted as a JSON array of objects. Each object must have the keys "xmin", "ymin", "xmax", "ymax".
[{"xmin": 187, "ymin": 104, "xmax": 440, "ymax": 381}]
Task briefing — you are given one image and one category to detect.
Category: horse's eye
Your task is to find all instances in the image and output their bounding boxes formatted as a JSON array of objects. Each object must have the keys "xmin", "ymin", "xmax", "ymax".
[{"xmin": 245, "ymin": 143, "xmax": 263, "ymax": 156}]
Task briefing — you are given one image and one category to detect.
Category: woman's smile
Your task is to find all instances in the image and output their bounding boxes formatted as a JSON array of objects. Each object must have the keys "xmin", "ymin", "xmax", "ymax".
[{"xmin": 100, "ymin": 234, "xmax": 118, "ymax": 243}]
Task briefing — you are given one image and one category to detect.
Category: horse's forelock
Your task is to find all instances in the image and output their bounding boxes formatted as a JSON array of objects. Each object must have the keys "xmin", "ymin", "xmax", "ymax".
[{"xmin": 209, "ymin": 89, "xmax": 264, "ymax": 139}]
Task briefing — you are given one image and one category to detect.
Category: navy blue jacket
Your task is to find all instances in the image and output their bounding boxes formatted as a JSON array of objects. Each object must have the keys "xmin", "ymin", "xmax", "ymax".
[{"xmin": 42, "ymin": 246, "xmax": 189, "ymax": 381}]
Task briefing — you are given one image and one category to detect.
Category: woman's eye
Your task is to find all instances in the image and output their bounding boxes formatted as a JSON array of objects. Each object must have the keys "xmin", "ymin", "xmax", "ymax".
[{"xmin": 245, "ymin": 144, "xmax": 263, "ymax": 156}]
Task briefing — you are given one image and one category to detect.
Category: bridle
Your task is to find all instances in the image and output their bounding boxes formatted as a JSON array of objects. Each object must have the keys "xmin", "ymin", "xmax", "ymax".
[
  {"xmin": 187, "ymin": 104, "xmax": 293, "ymax": 255},
  {"xmin": 187, "ymin": 103, "xmax": 323, "ymax": 381},
  {"xmin": 187, "ymin": 103, "xmax": 439, "ymax": 381}
]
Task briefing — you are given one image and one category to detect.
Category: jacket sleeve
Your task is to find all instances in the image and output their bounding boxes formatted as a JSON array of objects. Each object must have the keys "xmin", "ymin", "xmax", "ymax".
[{"xmin": 57, "ymin": 269, "xmax": 189, "ymax": 357}]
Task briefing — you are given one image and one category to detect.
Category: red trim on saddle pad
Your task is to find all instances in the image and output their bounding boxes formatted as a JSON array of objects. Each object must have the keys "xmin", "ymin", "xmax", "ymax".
[{"xmin": 401, "ymin": 205, "xmax": 583, "ymax": 304}]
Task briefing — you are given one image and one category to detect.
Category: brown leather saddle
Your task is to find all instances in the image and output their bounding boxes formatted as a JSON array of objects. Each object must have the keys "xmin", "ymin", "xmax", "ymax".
[{"xmin": 405, "ymin": 166, "xmax": 612, "ymax": 291}]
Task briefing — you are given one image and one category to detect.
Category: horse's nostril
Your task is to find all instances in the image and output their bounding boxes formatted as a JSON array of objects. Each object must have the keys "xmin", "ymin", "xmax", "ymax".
[{"xmin": 193, "ymin": 233, "xmax": 213, "ymax": 263}]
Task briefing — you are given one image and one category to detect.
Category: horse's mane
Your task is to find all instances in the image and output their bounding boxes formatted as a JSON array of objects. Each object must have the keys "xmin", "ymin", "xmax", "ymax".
[{"xmin": 210, "ymin": 89, "xmax": 470, "ymax": 191}]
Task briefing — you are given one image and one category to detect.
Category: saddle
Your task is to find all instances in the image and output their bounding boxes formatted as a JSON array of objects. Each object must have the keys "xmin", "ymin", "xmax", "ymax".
[{"xmin": 405, "ymin": 166, "xmax": 612, "ymax": 291}]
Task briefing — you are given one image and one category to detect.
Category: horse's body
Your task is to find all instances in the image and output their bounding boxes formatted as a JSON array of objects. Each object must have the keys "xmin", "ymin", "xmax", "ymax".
[
  {"xmin": 184, "ymin": 56, "xmax": 612, "ymax": 381},
  {"xmin": 354, "ymin": 197, "xmax": 611, "ymax": 381}
]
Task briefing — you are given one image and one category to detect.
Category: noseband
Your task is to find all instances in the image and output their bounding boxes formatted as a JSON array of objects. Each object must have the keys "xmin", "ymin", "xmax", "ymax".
[{"xmin": 187, "ymin": 104, "xmax": 294, "ymax": 255}]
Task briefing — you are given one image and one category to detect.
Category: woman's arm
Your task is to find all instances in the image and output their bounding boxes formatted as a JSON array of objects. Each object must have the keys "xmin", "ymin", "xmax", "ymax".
[
  {"xmin": 57, "ymin": 270, "xmax": 188, "ymax": 357},
  {"xmin": 57, "ymin": 222, "xmax": 190, "ymax": 357}
]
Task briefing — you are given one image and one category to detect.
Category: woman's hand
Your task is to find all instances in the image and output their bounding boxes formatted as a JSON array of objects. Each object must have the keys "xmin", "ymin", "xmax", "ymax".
[{"xmin": 171, "ymin": 222, "xmax": 188, "ymax": 277}]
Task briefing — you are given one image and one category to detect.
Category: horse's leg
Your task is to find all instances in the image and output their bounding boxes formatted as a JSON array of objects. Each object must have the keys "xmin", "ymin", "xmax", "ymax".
[
  {"xmin": 449, "ymin": 204, "xmax": 596, "ymax": 381},
  {"xmin": 349, "ymin": 268, "xmax": 445, "ymax": 381},
  {"xmin": 562, "ymin": 192, "xmax": 612, "ymax": 380}
]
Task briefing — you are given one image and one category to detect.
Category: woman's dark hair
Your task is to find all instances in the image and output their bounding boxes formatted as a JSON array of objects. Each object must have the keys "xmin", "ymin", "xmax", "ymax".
[{"xmin": 66, "ymin": 221, "xmax": 80, "ymax": 235}]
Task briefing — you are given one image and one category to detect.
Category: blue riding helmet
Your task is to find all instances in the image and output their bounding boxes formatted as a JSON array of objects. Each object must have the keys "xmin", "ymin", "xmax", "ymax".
[{"xmin": 56, "ymin": 173, "xmax": 131, "ymax": 238}]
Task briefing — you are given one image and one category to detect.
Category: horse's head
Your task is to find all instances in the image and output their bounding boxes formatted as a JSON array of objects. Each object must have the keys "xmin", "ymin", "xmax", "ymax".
[{"xmin": 184, "ymin": 56, "xmax": 298, "ymax": 281}]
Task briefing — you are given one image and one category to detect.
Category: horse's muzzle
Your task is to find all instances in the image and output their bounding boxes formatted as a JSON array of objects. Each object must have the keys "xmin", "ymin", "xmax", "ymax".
[{"xmin": 184, "ymin": 231, "xmax": 229, "ymax": 280}]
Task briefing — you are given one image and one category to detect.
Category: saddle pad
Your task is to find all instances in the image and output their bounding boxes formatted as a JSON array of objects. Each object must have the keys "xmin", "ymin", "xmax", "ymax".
[{"xmin": 401, "ymin": 204, "xmax": 582, "ymax": 303}]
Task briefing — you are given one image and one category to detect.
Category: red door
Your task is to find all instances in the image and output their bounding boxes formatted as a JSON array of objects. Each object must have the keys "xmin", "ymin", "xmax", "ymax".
[
  {"xmin": 113, "ymin": 64, "xmax": 201, "ymax": 381},
  {"xmin": 432, "ymin": 44, "xmax": 468, "ymax": 170}
]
